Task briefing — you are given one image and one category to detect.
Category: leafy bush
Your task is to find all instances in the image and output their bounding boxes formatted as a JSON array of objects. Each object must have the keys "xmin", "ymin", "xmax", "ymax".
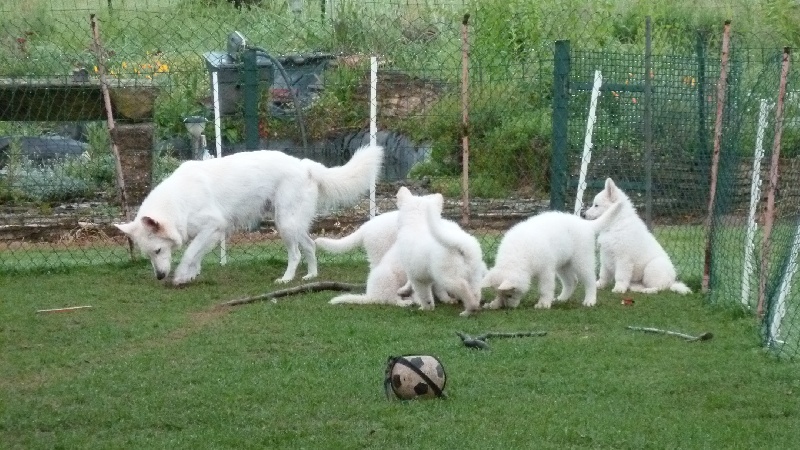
[
  {"xmin": 401, "ymin": 78, "xmax": 552, "ymax": 196},
  {"xmin": 4, "ymin": 159, "xmax": 93, "ymax": 202}
]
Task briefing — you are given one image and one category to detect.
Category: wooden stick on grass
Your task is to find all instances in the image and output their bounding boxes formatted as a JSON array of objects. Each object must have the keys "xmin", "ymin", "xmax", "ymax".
[
  {"xmin": 456, "ymin": 330, "xmax": 548, "ymax": 350},
  {"xmin": 219, "ymin": 282, "xmax": 364, "ymax": 307},
  {"xmin": 627, "ymin": 326, "xmax": 713, "ymax": 342},
  {"xmin": 37, "ymin": 305, "xmax": 93, "ymax": 313}
]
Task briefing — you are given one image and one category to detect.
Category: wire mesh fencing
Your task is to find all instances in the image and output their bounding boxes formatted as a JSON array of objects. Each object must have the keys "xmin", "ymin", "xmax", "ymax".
[
  {"xmin": 556, "ymin": 34, "xmax": 800, "ymax": 357},
  {"xmin": 2, "ymin": 1, "xmax": 800, "ymax": 356}
]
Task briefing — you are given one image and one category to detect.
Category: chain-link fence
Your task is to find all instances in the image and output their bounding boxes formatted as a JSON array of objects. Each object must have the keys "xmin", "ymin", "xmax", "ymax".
[
  {"xmin": 558, "ymin": 33, "xmax": 800, "ymax": 358},
  {"xmin": 2, "ymin": 1, "xmax": 800, "ymax": 356}
]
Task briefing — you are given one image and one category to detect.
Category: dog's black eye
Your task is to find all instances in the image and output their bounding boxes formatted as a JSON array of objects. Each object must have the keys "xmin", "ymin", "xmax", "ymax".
[{"xmin": 155, "ymin": 248, "xmax": 162, "ymax": 255}]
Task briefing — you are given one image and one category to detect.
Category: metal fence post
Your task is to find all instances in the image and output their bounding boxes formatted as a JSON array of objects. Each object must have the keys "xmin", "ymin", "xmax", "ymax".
[
  {"xmin": 643, "ymin": 16, "xmax": 653, "ymax": 229},
  {"xmin": 243, "ymin": 48, "xmax": 260, "ymax": 150},
  {"xmin": 551, "ymin": 40, "xmax": 570, "ymax": 211}
]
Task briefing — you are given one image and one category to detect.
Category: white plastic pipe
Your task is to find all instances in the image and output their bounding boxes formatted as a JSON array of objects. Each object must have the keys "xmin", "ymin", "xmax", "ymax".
[
  {"xmin": 212, "ymin": 71, "xmax": 227, "ymax": 265},
  {"xmin": 770, "ymin": 220, "xmax": 800, "ymax": 346},
  {"xmin": 741, "ymin": 99, "xmax": 770, "ymax": 306},
  {"xmin": 574, "ymin": 70, "xmax": 603, "ymax": 216},
  {"xmin": 369, "ymin": 56, "xmax": 378, "ymax": 218}
]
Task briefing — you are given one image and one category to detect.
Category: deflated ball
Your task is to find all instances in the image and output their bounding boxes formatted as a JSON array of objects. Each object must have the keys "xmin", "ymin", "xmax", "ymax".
[{"xmin": 384, "ymin": 355, "xmax": 447, "ymax": 400}]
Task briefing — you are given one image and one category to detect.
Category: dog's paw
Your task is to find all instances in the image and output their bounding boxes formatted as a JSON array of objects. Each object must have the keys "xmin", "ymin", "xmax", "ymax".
[
  {"xmin": 274, "ymin": 277, "xmax": 292, "ymax": 284},
  {"xmin": 396, "ymin": 299, "xmax": 415, "ymax": 307},
  {"xmin": 172, "ymin": 273, "xmax": 196, "ymax": 286},
  {"xmin": 534, "ymin": 301, "xmax": 552, "ymax": 309},
  {"xmin": 611, "ymin": 285, "xmax": 628, "ymax": 294},
  {"xmin": 596, "ymin": 280, "xmax": 608, "ymax": 289},
  {"xmin": 582, "ymin": 299, "xmax": 597, "ymax": 307},
  {"xmin": 483, "ymin": 300, "xmax": 503, "ymax": 310},
  {"xmin": 301, "ymin": 272, "xmax": 318, "ymax": 281},
  {"xmin": 459, "ymin": 308, "xmax": 477, "ymax": 317}
]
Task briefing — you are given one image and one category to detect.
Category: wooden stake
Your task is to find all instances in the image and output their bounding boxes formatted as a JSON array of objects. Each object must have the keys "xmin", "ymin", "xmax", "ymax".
[
  {"xmin": 90, "ymin": 13, "xmax": 134, "ymax": 258},
  {"xmin": 702, "ymin": 20, "xmax": 731, "ymax": 293}
]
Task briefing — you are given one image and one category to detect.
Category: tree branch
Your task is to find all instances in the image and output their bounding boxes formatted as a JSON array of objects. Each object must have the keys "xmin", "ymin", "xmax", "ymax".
[{"xmin": 218, "ymin": 281, "xmax": 364, "ymax": 308}]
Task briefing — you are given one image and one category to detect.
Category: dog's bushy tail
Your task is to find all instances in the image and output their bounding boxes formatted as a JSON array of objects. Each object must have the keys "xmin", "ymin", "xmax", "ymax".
[
  {"xmin": 312, "ymin": 144, "xmax": 384, "ymax": 210},
  {"xmin": 631, "ymin": 281, "xmax": 693, "ymax": 295},
  {"xmin": 315, "ymin": 228, "xmax": 364, "ymax": 254},
  {"xmin": 670, "ymin": 282, "xmax": 693, "ymax": 295},
  {"xmin": 425, "ymin": 200, "xmax": 483, "ymax": 263},
  {"xmin": 330, "ymin": 293, "xmax": 377, "ymax": 304}
]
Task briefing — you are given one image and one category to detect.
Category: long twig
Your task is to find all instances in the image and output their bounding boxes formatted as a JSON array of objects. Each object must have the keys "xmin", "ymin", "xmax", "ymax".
[
  {"xmin": 627, "ymin": 326, "xmax": 713, "ymax": 342},
  {"xmin": 219, "ymin": 282, "xmax": 364, "ymax": 307}
]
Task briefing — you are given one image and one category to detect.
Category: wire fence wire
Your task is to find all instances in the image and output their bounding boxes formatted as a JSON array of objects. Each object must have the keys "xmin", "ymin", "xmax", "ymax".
[{"xmin": 2, "ymin": 1, "xmax": 800, "ymax": 356}]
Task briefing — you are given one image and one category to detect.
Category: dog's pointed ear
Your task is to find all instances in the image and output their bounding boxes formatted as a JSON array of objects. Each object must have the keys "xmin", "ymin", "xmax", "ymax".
[
  {"xmin": 604, "ymin": 178, "xmax": 618, "ymax": 201},
  {"xmin": 396, "ymin": 186, "xmax": 411, "ymax": 204},
  {"xmin": 431, "ymin": 193, "xmax": 444, "ymax": 212},
  {"xmin": 497, "ymin": 280, "xmax": 516, "ymax": 292},
  {"xmin": 115, "ymin": 222, "xmax": 136, "ymax": 236},
  {"xmin": 141, "ymin": 216, "xmax": 161, "ymax": 233}
]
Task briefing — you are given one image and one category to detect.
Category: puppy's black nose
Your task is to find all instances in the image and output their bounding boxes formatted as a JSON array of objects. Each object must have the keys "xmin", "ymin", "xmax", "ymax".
[{"xmin": 156, "ymin": 271, "xmax": 167, "ymax": 280}]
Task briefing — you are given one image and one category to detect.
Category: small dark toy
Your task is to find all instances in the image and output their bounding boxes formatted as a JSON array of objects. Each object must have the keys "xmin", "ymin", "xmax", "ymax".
[{"xmin": 456, "ymin": 331, "xmax": 548, "ymax": 350}]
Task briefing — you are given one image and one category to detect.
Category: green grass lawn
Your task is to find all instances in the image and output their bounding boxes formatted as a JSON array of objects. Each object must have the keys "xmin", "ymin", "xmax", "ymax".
[{"xmin": 2, "ymin": 257, "xmax": 800, "ymax": 449}]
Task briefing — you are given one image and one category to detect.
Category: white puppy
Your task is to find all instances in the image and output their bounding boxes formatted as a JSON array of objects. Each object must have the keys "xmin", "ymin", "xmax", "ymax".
[
  {"xmin": 316, "ymin": 211, "xmax": 410, "ymax": 306},
  {"xmin": 583, "ymin": 177, "xmax": 692, "ymax": 295},
  {"xmin": 115, "ymin": 144, "xmax": 383, "ymax": 285},
  {"xmin": 326, "ymin": 244, "xmax": 416, "ymax": 307},
  {"xmin": 315, "ymin": 211, "xmax": 398, "ymax": 270},
  {"xmin": 316, "ymin": 210, "xmax": 475, "ymax": 306},
  {"xmin": 395, "ymin": 187, "xmax": 486, "ymax": 316},
  {"xmin": 482, "ymin": 205, "xmax": 620, "ymax": 310}
]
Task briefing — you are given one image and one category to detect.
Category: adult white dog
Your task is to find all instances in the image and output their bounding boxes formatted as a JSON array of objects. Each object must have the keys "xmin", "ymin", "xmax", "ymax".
[
  {"xmin": 316, "ymin": 210, "xmax": 475, "ymax": 306},
  {"xmin": 482, "ymin": 204, "xmax": 620, "ymax": 310},
  {"xmin": 395, "ymin": 187, "xmax": 486, "ymax": 316},
  {"xmin": 115, "ymin": 144, "xmax": 384, "ymax": 285},
  {"xmin": 583, "ymin": 177, "xmax": 692, "ymax": 295}
]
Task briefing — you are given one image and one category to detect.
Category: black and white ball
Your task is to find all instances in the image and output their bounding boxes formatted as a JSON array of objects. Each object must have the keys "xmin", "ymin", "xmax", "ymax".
[{"xmin": 385, "ymin": 355, "xmax": 447, "ymax": 400}]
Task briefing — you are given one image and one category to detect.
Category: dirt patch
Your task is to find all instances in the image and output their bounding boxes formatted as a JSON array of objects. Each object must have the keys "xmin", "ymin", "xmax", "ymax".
[{"xmin": 165, "ymin": 308, "xmax": 230, "ymax": 342}]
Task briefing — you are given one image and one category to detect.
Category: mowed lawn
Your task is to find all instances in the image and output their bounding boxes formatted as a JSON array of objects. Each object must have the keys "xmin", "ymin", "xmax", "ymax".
[{"xmin": 2, "ymin": 257, "xmax": 800, "ymax": 449}]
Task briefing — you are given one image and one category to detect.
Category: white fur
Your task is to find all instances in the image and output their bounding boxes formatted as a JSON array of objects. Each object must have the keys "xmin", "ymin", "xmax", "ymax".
[
  {"xmin": 482, "ymin": 206, "xmax": 619, "ymax": 310},
  {"xmin": 315, "ymin": 211, "xmax": 398, "ymax": 270},
  {"xmin": 395, "ymin": 187, "xmax": 486, "ymax": 316},
  {"xmin": 316, "ymin": 210, "xmax": 473, "ymax": 307},
  {"xmin": 115, "ymin": 144, "xmax": 384, "ymax": 285},
  {"xmin": 583, "ymin": 177, "xmax": 692, "ymax": 295},
  {"xmin": 327, "ymin": 244, "xmax": 416, "ymax": 307}
]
